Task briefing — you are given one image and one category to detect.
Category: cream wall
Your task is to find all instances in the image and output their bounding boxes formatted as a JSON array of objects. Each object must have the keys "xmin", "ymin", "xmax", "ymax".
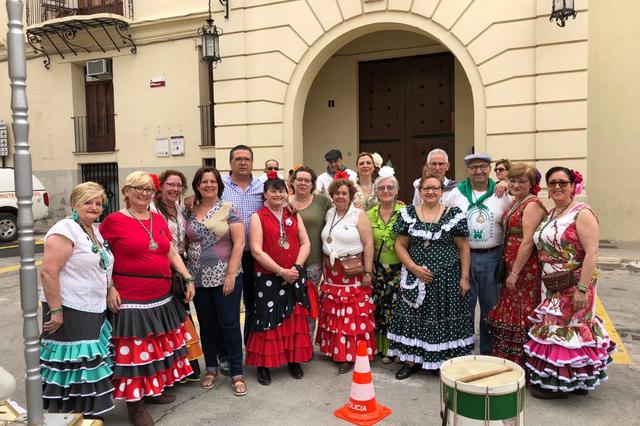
[
  {"xmin": 587, "ymin": 0, "xmax": 640, "ymax": 241},
  {"xmin": 2, "ymin": 0, "xmax": 598, "ymax": 224}
]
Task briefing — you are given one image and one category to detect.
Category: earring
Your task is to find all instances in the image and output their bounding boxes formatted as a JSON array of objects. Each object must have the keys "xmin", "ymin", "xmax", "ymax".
[{"xmin": 72, "ymin": 210, "xmax": 79, "ymax": 221}]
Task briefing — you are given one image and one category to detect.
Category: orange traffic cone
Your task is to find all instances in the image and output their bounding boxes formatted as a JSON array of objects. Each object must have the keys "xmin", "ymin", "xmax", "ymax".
[{"xmin": 334, "ymin": 341, "xmax": 392, "ymax": 425}]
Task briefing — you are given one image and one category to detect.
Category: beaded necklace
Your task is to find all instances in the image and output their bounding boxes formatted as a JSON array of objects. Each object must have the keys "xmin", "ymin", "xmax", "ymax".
[
  {"xmin": 536, "ymin": 200, "xmax": 573, "ymax": 242},
  {"xmin": 75, "ymin": 219, "xmax": 111, "ymax": 271}
]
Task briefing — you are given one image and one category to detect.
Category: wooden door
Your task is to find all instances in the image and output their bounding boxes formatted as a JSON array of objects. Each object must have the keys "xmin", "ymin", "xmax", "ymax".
[
  {"xmin": 359, "ymin": 53, "xmax": 455, "ymax": 203},
  {"xmin": 85, "ymin": 80, "xmax": 115, "ymax": 152}
]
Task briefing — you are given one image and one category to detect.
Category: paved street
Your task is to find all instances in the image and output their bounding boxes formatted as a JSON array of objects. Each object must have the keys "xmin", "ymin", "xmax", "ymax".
[{"xmin": 1, "ymin": 252, "xmax": 639, "ymax": 425}]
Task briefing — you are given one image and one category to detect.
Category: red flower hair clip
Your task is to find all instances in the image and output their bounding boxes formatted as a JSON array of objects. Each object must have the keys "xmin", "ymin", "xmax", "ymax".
[
  {"xmin": 571, "ymin": 169, "xmax": 584, "ymax": 195},
  {"xmin": 149, "ymin": 173, "xmax": 161, "ymax": 191},
  {"xmin": 333, "ymin": 170, "xmax": 349, "ymax": 181},
  {"xmin": 266, "ymin": 170, "xmax": 279, "ymax": 180}
]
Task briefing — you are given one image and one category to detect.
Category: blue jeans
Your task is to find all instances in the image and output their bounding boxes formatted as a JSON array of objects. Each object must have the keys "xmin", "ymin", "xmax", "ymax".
[
  {"xmin": 468, "ymin": 247, "xmax": 501, "ymax": 355},
  {"xmin": 193, "ymin": 277, "xmax": 244, "ymax": 378}
]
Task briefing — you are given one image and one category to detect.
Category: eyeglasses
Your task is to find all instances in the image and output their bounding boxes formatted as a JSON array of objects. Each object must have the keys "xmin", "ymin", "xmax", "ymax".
[
  {"xmin": 130, "ymin": 186, "xmax": 155, "ymax": 195},
  {"xmin": 164, "ymin": 183, "xmax": 183, "ymax": 189},
  {"xmin": 547, "ymin": 180, "xmax": 571, "ymax": 188},
  {"xmin": 468, "ymin": 164, "xmax": 490, "ymax": 172},
  {"xmin": 494, "ymin": 167, "xmax": 506, "ymax": 173},
  {"xmin": 295, "ymin": 178, "xmax": 312, "ymax": 184},
  {"xmin": 266, "ymin": 166, "xmax": 279, "ymax": 171},
  {"xmin": 377, "ymin": 185, "xmax": 396, "ymax": 192},
  {"xmin": 420, "ymin": 186, "xmax": 442, "ymax": 192},
  {"xmin": 233, "ymin": 157, "xmax": 252, "ymax": 163}
]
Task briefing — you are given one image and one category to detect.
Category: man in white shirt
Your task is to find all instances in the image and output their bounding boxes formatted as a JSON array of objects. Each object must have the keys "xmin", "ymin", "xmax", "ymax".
[
  {"xmin": 446, "ymin": 153, "xmax": 512, "ymax": 355},
  {"xmin": 316, "ymin": 149, "xmax": 357, "ymax": 195},
  {"xmin": 412, "ymin": 148, "xmax": 457, "ymax": 205}
]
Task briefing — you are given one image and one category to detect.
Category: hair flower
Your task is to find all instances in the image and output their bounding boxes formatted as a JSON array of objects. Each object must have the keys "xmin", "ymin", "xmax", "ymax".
[
  {"xmin": 571, "ymin": 169, "xmax": 584, "ymax": 195},
  {"xmin": 532, "ymin": 184, "xmax": 541, "ymax": 195},
  {"xmin": 333, "ymin": 170, "xmax": 350, "ymax": 181},
  {"xmin": 149, "ymin": 173, "xmax": 161, "ymax": 191},
  {"xmin": 372, "ymin": 152, "xmax": 383, "ymax": 168},
  {"xmin": 378, "ymin": 166, "xmax": 395, "ymax": 178}
]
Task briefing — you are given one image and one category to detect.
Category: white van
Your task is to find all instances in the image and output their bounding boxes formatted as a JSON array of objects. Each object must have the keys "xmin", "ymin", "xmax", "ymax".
[{"xmin": 0, "ymin": 168, "xmax": 50, "ymax": 242}]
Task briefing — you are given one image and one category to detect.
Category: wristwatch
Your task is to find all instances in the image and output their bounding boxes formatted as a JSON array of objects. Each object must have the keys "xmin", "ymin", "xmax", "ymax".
[{"xmin": 363, "ymin": 271, "xmax": 372, "ymax": 278}]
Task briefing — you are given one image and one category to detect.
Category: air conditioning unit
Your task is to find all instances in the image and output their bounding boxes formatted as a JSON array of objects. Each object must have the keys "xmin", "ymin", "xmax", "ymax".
[{"xmin": 86, "ymin": 59, "xmax": 112, "ymax": 79}]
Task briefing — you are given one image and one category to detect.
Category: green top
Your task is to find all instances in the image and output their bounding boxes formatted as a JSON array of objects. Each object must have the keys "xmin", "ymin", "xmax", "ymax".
[
  {"xmin": 297, "ymin": 194, "xmax": 333, "ymax": 266},
  {"xmin": 368, "ymin": 202, "xmax": 404, "ymax": 265}
]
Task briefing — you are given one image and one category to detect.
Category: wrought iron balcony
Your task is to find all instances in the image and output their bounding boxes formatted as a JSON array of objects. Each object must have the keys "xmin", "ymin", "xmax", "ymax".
[
  {"xmin": 199, "ymin": 104, "xmax": 214, "ymax": 147},
  {"xmin": 73, "ymin": 114, "xmax": 116, "ymax": 153},
  {"xmin": 27, "ymin": 1, "xmax": 134, "ymax": 26}
]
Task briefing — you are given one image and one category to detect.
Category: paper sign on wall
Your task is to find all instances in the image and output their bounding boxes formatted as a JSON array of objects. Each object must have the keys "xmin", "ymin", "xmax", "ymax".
[
  {"xmin": 155, "ymin": 137, "xmax": 169, "ymax": 157},
  {"xmin": 170, "ymin": 136, "xmax": 185, "ymax": 156}
]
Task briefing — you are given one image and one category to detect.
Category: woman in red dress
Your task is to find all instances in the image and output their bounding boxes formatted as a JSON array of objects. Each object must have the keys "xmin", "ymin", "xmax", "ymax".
[
  {"xmin": 487, "ymin": 164, "xmax": 546, "ymax": 366},
  {"xmin": 245, "ymin": 172, "xmax": 313, "ymax": 385},
  {"xmin": 100, "ymin": 171, "xmax": 195, "ymax": 426}
]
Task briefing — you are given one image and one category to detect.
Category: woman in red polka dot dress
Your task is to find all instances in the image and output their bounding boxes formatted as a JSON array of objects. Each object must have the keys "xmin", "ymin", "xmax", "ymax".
[
  {"xmin": 245, "ymin": 172, "xmax": 313, "ymax": 386},
  {"xmin": 100, "ymin": 172, "xmax": 195, "ymax": 426},
  {"xmin": 316, "ymin": 176, "xmax": 376, "ymax": 374}
]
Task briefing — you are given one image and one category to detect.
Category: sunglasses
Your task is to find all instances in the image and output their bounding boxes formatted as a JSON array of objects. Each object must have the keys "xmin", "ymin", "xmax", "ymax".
[
  {"xmin": 548, "ymin": 180, "xmax": 571, "ymax": 188},
  {"xmin": 494, "ymin": 167, "xmax": 506, "ymax": 172},
  {"xmin": 266, "ymin": 166, "xmax": 279, "ymax": 171}
]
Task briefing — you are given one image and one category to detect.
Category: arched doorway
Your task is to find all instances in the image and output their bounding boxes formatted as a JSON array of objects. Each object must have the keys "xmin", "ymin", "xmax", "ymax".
[{"xmin": 282, "ymin": 13, "xmax": 486, "ymax": 202}]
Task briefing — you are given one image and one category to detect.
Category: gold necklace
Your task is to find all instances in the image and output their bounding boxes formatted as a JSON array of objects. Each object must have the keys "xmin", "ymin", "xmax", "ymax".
[{"xmin": 128, "ymin": 208, "xmax": 158, "ymax": 250}]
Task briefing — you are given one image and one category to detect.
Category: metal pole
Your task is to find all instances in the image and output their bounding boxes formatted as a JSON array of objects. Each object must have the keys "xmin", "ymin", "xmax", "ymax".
[
  {"xmin": 208, "ymin": 61, "xmax": 215, "ymax": 146},
  {"xmin": 6, "ymin": 1, "xmax": 44, "ymax": 425}
]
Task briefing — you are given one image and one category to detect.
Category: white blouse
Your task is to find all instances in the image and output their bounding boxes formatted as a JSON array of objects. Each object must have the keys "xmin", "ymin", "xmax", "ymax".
[{"xmin": 321, "ymin": 204, "xmax": 363, "ymax": 264}]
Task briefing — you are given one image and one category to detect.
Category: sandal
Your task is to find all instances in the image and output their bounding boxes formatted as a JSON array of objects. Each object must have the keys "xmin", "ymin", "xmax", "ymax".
[
  {"xmin": 201, "ymin": 371, "xmax": 218, "ymax": 389},
  {"xmin": 232, "ymin": 377, "xmax": 248, "ymax": 396}
]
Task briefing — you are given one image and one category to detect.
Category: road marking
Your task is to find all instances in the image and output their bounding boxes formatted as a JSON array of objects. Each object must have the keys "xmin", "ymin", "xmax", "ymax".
[
  {"xmin": 0, "ymin": 240, "xmax": 44, "ymax": 250},
  {"xmin": 596, "ymin": 296, "xmax": 632, "ymax": 365},
  {"xmin": 0, "ymin": 260, "xmax": 42, "ymax": 274}
]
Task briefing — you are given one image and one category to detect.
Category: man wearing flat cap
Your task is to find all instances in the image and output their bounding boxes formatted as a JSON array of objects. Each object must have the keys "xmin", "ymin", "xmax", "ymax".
[
  {"xmin": 316, "ymin": 149, "xmax": 357, "ymax": 195},
  {"xmin": 446, "ymin": 153, "xmax": 511, "ymax": 355}
]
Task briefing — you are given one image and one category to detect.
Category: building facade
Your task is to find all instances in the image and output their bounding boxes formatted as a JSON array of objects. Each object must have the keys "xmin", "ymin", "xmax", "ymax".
[{"xmin": 0, "ymin": 0, "xmax": 638, "ymax": 240}]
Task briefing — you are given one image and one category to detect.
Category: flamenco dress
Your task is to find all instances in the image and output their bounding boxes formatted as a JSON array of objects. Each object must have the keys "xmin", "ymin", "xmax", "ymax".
[
  {"xmin": 525, "ymin": 203, "xmax": 616, "ymax": 391},
  {"xmin": 487, "ymin": 197, "xmax": 545, "ymax": 366},
  {"xmin": 100, "ymin": 212, "xmax": 193, "ymax": 401},
  {"xmin": 245, "ymin": 206, "xmax": 313, "ymax": 367}
]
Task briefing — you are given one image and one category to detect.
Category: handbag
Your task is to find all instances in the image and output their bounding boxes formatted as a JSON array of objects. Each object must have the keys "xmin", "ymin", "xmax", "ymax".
[
  {"xmin": 494, "ymin": 200, "xmax": 526, "ymax": 285},
  {"xmin": 541, "ymin": 270, "xmax": 575, "ymax": 293},
  {"xmin": 171, "ymin": 270, "xmax": 186, "ymax": 296},
  {"xmin": 337, "ymin": 254, "xmax": 364, "ymax": 277}
]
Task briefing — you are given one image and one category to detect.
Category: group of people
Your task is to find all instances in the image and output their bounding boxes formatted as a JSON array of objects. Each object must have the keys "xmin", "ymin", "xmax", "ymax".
[{"xmin": 38, "ymin": 144, "xmax": 616, "ymax": 425}]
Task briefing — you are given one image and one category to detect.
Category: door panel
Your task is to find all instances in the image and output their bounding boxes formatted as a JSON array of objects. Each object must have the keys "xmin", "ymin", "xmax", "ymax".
[
  {"xmin": 85, "ymin": 80, "xmax": 115, "ymax": 152},
  {"xmin": 359, "ymin": 53, "xmax": 455, "ymax": 204}
]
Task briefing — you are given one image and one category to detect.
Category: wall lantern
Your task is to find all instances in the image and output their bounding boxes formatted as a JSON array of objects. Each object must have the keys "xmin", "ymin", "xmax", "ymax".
[
  {"xmin": 199, "ymin": 0, "xmax": 223, "ymax": 65},
  {"xmin": 550, "ymin": 0, "xmax": 577, "ymax": 27}
]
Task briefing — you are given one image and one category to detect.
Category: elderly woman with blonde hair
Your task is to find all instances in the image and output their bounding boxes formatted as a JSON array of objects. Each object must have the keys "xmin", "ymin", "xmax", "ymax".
[
  {"xmin": 100, "ymin": 171, "xmax": 195, "ymax": 426},
  {"xmin": 40, "ymin": 182, "xmax": 115, "ymax": 416}
]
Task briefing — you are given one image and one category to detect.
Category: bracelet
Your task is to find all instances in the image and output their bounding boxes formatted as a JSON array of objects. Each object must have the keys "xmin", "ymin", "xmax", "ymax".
[
  {"xmin": 184, "ymin": 276, "xmax": 195, "ymax": 284},
  {"xmin": 509, "ymin": 271, "xmax": 519, "ymax": 279},
  {"xmin": 576, "ymin": 282, "xmax": 589, "ymax": 293},
  {"xmin": 50, "ymin": 307, "xmax": 63, "ymax": 315},
  {"xmin": 363, "ymin": 272, "xmax": 372, "ymax": 277}
]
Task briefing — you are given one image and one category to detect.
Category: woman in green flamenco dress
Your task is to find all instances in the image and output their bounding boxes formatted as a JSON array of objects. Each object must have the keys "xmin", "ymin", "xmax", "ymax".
[{"xmin": 39, "ymin": 182, "xmax": 115, "ymax": 416}]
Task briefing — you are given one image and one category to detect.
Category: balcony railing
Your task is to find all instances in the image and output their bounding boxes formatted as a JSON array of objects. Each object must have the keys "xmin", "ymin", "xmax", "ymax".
[
  {"xmin": 199, "ymin": 104, "xmax": 214, "ymax": 147},
  {"xmin": 73, "ymin": 114, "xmax": 116, "ymax": 153},
  {"xmin": 27, "ymin": 0, "xmax": 134, "ymax": 26}
]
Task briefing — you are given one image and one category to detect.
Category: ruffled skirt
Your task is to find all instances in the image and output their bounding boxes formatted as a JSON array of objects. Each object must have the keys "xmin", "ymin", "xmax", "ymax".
[
  {"xmin": 40, "ymin": 305, "xmax": 114, "ymax": 415},
  {"xmin": 524, "ymin": 283, "xmax": 616, "ymax": 392},
  {"xmin": 315, "ymin": 259, "xmax": 376, "ymax": 362},
  {"xmin": 110, "ymin": 293, "xmax": 193, "ymax": 401}
]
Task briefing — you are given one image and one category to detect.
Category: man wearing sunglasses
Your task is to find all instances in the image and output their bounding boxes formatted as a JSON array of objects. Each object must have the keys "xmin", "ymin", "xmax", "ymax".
[
  {"xmin": 446, "ymin": 153, "xmax": 512, "ymax": 355},
  {"xmin": 259, "ymin": 159, "xmax": 284, "ymax": 182},
  {"xmin": 412, "ymin": 148, "xmax": 458, "ymax": 205}
]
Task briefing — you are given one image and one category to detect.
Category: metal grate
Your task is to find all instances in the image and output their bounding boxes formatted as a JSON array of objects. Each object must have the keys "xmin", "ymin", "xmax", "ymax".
[
  {"xmin": 199, "ymin": 104, "xmax": 214, "ymax": 146},
  {"xmin": 26, "ymin": 0, "xmax": 134, "ymax": 26},
  {"xmin": 81, "ymin": 162, "xmax": 120, "ymax": 217}
]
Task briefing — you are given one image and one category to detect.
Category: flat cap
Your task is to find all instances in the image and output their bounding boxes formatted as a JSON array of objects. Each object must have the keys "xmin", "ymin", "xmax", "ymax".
[
  {"xmin": 464, "ymin": 153, "xmax": 492, "ymax": 165},
  {"xmin": 324, "ymin": 149, "xmax": 342, "ymax": 161}
]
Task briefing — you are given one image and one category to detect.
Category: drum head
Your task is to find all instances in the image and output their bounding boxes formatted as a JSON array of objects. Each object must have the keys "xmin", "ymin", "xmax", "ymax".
[{"xmin": 440, "ymin": 355, "xmax": 525, "ymax": 395}]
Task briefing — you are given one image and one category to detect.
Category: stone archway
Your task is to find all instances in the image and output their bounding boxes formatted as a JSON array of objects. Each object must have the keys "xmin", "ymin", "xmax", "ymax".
[{"xmin": 282, "ymin": 11, "xmax": 486, "ymax": 167}]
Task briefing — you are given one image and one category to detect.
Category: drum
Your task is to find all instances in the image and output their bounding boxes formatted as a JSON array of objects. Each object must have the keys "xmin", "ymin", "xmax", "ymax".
[{"xmin": 440, "ymin": 355, "xmax": 525, "ymax": 425}]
